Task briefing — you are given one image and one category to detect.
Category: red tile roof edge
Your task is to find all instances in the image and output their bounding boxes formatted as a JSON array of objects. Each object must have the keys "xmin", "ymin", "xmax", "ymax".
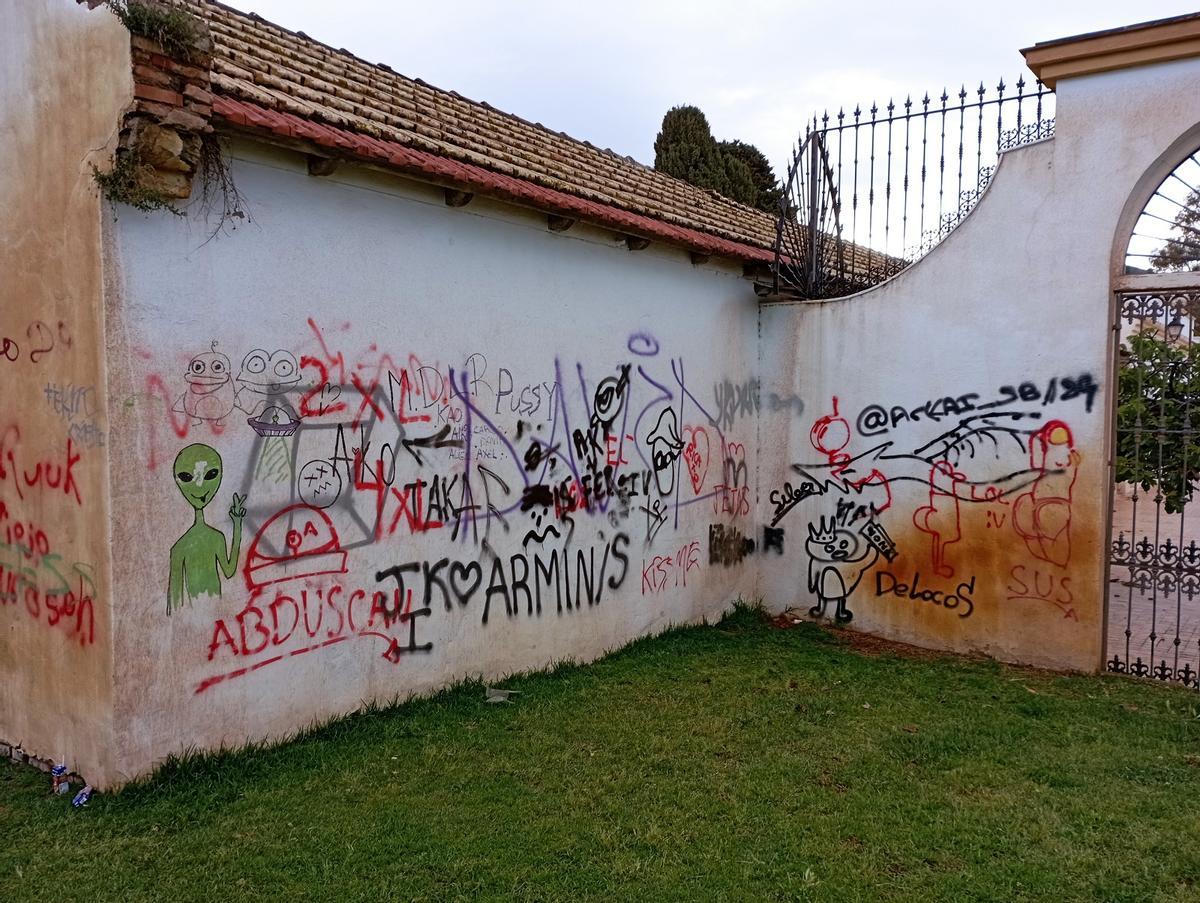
[{"xmin": 212, "ymin": 96, "xmax": 776, "ymax": 266}]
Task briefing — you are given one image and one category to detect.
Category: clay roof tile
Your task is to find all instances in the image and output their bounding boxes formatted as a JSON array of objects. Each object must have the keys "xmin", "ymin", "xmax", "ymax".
[{"xmin": 182, "ymin": 0, "xmax": 780, "ymax": 257}]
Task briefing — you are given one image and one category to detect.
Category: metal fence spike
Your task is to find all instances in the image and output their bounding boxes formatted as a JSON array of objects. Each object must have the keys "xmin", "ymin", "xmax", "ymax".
[{"xmin": 772, "ymin": 74, "xmax": 1054, "ymax": 299}]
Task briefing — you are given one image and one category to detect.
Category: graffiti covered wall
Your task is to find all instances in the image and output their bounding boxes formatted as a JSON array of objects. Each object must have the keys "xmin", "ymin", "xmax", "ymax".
[
  {"xmin": 0, "ymin": 3, "xmax": 131, "ymax": 783},
  {"xmin": 8, "ymin": 16, "xmax": 1200, "ymax": 787},
  {"xmin": 759, "ymin": 54, "xmax": 1200, "ymax": 670},
  {"xmin": 104, "ymin": 141, "xmax": 764, "ymax": 781}
]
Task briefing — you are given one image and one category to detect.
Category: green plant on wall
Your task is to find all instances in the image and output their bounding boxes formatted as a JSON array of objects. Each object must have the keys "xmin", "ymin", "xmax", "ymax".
[
  {"xmin": 103, "ymin": 0, "xmax": 200, "ymax": 60},
  {"xmin": 167, "ymin": 443, "xmax": 246, "ymax": 614},
  {"xmin": 1116, "ymin": 329, "xmax": 1200, "ymax": 513},
  {"xmin": 91, "ymin": 150, "xmax": 184, "ymax": 216}
]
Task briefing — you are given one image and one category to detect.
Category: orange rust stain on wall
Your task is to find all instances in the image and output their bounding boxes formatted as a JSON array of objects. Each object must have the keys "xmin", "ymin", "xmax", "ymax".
[{"xmin": 850, "ymin": 489, "xmax": 1104, "ymax": 665}]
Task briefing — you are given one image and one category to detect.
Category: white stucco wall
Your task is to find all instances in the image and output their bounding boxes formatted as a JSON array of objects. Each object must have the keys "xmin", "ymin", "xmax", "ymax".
[
  {"xmin": 758, "ymin": 55, "xmax": 1200, "ymax": 671},
  {"xmin": 104, "ymin": 141, "xmax": 764, "ymax": 783}
]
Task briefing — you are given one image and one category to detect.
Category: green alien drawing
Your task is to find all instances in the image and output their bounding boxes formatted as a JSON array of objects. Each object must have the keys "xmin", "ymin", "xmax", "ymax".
[{"xmin": 167, "ymin": 443, "xmax": 247, "ymax": 615}]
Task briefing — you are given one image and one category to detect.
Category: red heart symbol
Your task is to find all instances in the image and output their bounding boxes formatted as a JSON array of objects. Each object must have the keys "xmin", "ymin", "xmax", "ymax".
[{"xmin": 682, "ymin": 426, "xmax": 710, "ymax": 495}]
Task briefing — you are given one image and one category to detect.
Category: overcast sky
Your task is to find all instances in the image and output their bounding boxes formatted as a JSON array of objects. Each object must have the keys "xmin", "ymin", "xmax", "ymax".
[{"xmin": 218, "ymin": 1, "xmax": 1197, "ymax": 177}]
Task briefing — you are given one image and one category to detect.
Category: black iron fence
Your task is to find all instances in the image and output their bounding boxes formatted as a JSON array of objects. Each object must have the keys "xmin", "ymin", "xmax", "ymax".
[
  {"xmin": 771, "ymin": 78, "xmax": 1055, "ymax": 298},
  {"xmin": 1108, "ymin": 289, "xmax": 1200, "ymax": 690}
]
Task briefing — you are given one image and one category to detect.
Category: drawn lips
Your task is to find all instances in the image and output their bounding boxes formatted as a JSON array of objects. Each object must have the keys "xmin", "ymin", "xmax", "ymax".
[
  {"xmin": 187, "ymin": 378, "xmax": 227, "ymax": 391},
  {"xmin": 522, "ymin": 524, "xmax": 562, "ymax": 546}
]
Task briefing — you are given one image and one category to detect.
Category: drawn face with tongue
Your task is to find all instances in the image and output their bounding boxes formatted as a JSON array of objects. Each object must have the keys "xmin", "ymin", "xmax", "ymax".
[{"xmin": 235, "ymin": 349, "xmax": 301, "ymax": 416}]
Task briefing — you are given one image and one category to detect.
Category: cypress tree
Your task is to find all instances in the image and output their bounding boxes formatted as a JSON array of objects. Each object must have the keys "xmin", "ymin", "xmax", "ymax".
[
  {"xmin": 653, "ymin": 105, "xmax": 727, "ymax": 195},
  {"xmin": 654, "ymin": 105, "xmax": 783, "ymax": 213},
  {"xmin": 719, "ymin": 139, "xmax": 785, "ymax": 213}
]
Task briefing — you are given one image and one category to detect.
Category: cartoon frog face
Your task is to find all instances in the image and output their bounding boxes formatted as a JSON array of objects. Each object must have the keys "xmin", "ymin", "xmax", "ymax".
[
  {"xmin": 185, "ymin": 347, "xmax": 232, "ymax": 389},
  {"xmin": 174, "ymin": 443, "xmax": 223, "ymax": 510},
  {"xmin": 237, "ymin": 349, "xmax": 301, "ymax": 395}
]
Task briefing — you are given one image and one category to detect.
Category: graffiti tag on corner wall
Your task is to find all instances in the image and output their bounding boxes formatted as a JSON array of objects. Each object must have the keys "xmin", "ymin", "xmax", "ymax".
[
  {"xmin": 135, "ymin": 321, "xmax": 784, "ymax": 694},
  {"xmin": 1, "ymin": 316, "xmax": 99, "ymax": 649}
]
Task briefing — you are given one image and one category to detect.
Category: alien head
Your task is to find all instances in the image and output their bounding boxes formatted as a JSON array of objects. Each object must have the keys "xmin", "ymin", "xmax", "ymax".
[
  {"xmin": 185, "ymin": 341, "xmax": 232, "ymax": 390},
  {"xmin": 174, "ymin": 443, "xmax": 223, "ymax": 510}
]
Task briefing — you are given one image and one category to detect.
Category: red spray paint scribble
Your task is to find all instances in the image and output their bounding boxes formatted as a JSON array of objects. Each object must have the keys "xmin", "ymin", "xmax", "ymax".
[
  {"xmin": 682, "ymin": 426, "xmax": 710, "ymax": 495},
  {"xmin": 195, "ymin": 580, "xmax": 422, "ymax": 694},
  {"xmin": 142, "ymin": 374, "xmax": 227, "ymax": 470},
  {"xmin": 0, "ymin": 427, "xmax": 83, "ymax": 506},
  {"xmin": 1013, "ymin": 420, "xmax": 1080, "ymax": 568},
  {"xmin": 350, "ymin": 451, "xmax": 445, "ymax": 542},
  {"xmin": 300, "ymin": 320, "xmax": 445, "ymax": 428},
  {"xmin": 912, "ymin": 460, "xmax": 965, "ymax": 578},
  {"xmin": 712, "ymin": 440, "xmax": 750, "ymax": 518},
  {"xmin": 298, "ymin": 356, "xmax": 346, "ymax": 418},
  {"xmin": 641, "ymin": 540, "xmax": 701, "ymax": 595},
  {"xmin": 0, "ymin": 561, "xmax": 96, "ymax": 648},
  {"xmin": 243, "ymin": 504, "xmax": 349, "ymax": 591},
  {"xmin": 810, "ymin": 397, "xmax": 892, "ymax": 512}
]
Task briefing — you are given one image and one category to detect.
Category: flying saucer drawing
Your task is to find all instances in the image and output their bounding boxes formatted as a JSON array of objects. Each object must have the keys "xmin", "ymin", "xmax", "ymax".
[{"xmin": 247, "ymin": 405, "xmax": 300, "ymax": 437}]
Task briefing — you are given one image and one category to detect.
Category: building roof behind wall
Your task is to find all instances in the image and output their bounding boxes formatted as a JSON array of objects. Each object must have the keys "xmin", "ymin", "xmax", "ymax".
[{"xmin": 179, "ymin": 0, "xmax": 780, "ymax": 263}]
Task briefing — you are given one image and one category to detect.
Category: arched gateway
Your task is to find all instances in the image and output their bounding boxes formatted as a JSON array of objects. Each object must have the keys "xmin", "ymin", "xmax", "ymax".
[{"xmin": 1108, "ymin": 139, "xmax": 1200, "ymax": 686}]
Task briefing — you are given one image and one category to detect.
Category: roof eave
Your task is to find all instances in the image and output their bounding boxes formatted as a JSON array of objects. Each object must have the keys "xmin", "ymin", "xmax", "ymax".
[{"xmin": 212, "ymin": 97, "xmax": 775, "ymax": 269}]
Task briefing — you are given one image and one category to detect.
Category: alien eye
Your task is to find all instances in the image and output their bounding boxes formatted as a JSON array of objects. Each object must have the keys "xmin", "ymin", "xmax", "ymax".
[
  {"xmin": 190, "ymin": 360, "xmax": 205, "ymax": 373},
  {"xmin": 212, "ymin": 361, "xmax": 224, "ymax": 373},
  {"xmin": 247, "ymin": 355, "xmax": 267, "ymax": 374},
  {"xmin": 274, "ymin": 359, "xmax": 294, "ymax": 377},
  {"xmin": 824, "ymin": 544, "xmax": 834, "ymax": 553},
  {"xmin": 177, "ymin": 472, "xmax": 193, "ymax": 482},
  {"xmin": 204, "ymin": 468, "xmax": 219, "ymax": 481}
]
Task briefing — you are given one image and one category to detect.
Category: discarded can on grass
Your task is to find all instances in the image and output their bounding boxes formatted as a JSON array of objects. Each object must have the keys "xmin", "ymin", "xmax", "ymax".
[
  {"xmin": 51, "ymin": 762, "xmax": 70, "ymax": 796},
  {"xmin": 71, "ymin": 784, "xmax": 93, "ymax": 808}
]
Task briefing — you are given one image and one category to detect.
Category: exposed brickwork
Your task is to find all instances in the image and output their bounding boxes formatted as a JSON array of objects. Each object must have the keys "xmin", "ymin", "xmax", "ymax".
[
  {"xmin": 79, "ymin": 1, "xmax": 216, "ymax": 199},
  {"xmin": 133, "ymin": 83, "xmax": 184, "ymax": 106},
  {"xmin": 122, "ymin": 4, "xmax": 214, "ymax": 198}
]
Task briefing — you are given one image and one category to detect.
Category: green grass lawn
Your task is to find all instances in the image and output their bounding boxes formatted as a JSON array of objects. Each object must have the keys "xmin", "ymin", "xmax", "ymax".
[{"xmin": 3, "ymin": 607, "xmax": 1199, "ymax": 902}]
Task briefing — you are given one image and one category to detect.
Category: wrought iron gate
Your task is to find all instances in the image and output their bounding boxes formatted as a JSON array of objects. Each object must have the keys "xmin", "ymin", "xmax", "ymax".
[{"xmin": 1108, "ymin": 288, "xmax": 1200, "ymax": 687}]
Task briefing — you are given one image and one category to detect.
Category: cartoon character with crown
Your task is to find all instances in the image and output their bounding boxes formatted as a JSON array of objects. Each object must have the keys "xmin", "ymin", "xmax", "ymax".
[{"xmin": 805, "ymin": 514, "xmax": 881, "ymax": 623}]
